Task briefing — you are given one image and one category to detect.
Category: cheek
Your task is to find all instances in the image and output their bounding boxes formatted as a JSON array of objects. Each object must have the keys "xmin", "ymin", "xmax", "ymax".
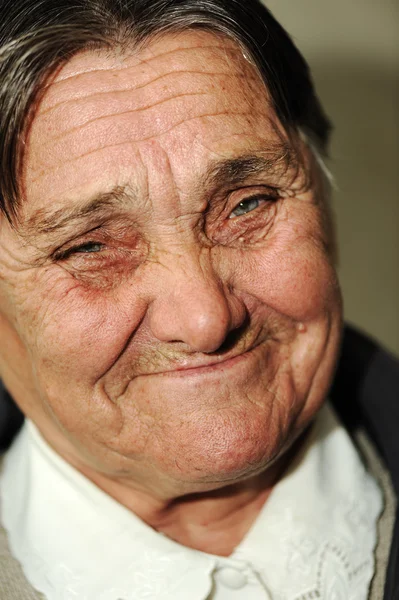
[
  {"xmin": 228, "ymin": 234, "xmax": 339, "ymax": 323},
  {"xmin": 13, "ymin": 268, "xmax": 146, "ymax": 385}
]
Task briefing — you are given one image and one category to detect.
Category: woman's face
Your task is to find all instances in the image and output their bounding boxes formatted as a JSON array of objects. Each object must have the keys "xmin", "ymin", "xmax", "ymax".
[{"xmin": 0, "ymin": 31, "xmax": 342, "ymax": 498}]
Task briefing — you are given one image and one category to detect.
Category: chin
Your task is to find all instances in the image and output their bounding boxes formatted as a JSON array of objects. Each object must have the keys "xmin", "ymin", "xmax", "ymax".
[{"xmin": 144, "ymin": 396, "xmax": 302, "ymax": 487}]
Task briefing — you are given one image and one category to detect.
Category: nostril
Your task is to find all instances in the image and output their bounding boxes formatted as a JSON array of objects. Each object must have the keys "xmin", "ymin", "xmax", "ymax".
[{"xmin": 206, "ymin": 316, "xmax": 250, "ymax": 356}]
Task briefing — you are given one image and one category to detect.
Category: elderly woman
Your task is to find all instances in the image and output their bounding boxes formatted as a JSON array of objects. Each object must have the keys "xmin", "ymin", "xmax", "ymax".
[{"xmin": 0, "ymin": 0, "xmax": 397, "ymax": 598}]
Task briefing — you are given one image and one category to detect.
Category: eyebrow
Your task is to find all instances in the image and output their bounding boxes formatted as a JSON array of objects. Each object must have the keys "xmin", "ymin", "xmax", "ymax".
[
  {"xmin": 204, "ymin": 145, "xmax": 299, "ymax": 191},
  {"xmin": 25, "ymin": 186, "xmax": 133, "ymax": 236},
  {"xmin": 25, "ymin": 146, "xmax": 300, "ymax": 237}
]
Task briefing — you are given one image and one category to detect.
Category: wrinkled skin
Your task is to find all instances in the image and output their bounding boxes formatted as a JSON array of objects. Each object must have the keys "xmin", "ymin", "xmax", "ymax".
[{"xmin": 0, "ymin": 31, "xmax": 342, "ymax": 550}]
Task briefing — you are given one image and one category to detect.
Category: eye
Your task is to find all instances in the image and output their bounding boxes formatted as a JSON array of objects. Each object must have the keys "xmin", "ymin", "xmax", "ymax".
[
  {"xmin": 73, "ymin": 242, "xmax": 104, "ymax": 254},
  {"xmin": 229, "ymin": 196, "xmax": 266, "ymax": 219},
  {"xmin": 55, "ymin": 241, "xmax": 105, "ymax": 261}
]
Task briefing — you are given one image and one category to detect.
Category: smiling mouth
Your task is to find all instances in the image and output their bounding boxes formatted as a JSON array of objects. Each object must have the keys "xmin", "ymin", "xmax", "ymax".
[{"xmin": 148, "ymin": 338, "xmax": 265, "ymax": 378}]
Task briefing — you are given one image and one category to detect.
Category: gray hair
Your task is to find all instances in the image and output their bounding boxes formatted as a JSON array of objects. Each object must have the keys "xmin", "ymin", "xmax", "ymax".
[{"xmin": 0, "ymin": 0, "xmax": 332, "ymax": 222}]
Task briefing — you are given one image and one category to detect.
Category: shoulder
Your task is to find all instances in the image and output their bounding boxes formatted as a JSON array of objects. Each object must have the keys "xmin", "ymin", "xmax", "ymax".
[
  {"xmin": 0, "ymin": 382, "xmax": 24, "ymax": 453},
  {"xmin": 330, "ymin": 324, "xmax": 399, "ymax": 599},
  {"xmin": 331, "ymin": 324, "xmax": 399, "ymax": 487}
]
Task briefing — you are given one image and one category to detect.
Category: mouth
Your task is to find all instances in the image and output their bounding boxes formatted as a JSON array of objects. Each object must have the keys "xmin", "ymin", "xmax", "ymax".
[{"xmin": 148, "ymin": 337, "xmax": 265, "ymax": 378}]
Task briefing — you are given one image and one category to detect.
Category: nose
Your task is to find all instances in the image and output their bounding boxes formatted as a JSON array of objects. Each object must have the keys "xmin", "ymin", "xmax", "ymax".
[{"xmin": 147, "ymin": 251, "xmax": 246, "ymax": 353}]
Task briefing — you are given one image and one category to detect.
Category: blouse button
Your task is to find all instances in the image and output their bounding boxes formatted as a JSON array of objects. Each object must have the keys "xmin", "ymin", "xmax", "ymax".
[{"xmin": 215, "ymin": 567, "xmax": 248, "ymax": 589}]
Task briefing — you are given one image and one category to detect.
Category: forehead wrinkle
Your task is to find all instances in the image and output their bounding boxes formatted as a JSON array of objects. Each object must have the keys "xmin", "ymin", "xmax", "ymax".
[
  {"xmin": 31, "ymin": 73, "xmax": 263, "ymax": 168},
  {"xmin": 129, "ymin": 44, "xmax": 251, "ymax": 86},
  {"xmin": 30, "ymin": 108, "xmax": 253, "ymax": 185},
  {"xmin": 39, "ymin": 42, "xmax": 249, "ymax": 112},
  {"xmin": 39, "ymin": 70, "xmax": 248, "ymax": 119},
  {"xmin": 48, "ymin": 91, "xmax": 212, "ymax": 144}
]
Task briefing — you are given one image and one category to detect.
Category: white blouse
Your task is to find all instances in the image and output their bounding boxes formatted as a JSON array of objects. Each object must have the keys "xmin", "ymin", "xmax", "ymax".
[{"xmin": 0, "ymin": 403, "xmax": 382, "ymax": 600}]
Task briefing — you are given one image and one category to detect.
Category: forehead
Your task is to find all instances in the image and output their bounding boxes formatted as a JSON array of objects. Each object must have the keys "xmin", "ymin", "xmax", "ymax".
[{"xmin": 22, "ymin": 30, "xmax": 288, "ymax": 216}]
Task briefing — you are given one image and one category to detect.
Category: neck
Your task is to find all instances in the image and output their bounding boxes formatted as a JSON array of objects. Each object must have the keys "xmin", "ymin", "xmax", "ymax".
[{"xmin": 145, "ymin": 472, "xmax": 280, "ymax": 555}]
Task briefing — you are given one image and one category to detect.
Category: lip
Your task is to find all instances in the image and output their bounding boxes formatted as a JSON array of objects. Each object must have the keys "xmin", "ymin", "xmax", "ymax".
[{"xmin": 151, "ymin": 342, "xmax": 262, "ymax": 378}]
